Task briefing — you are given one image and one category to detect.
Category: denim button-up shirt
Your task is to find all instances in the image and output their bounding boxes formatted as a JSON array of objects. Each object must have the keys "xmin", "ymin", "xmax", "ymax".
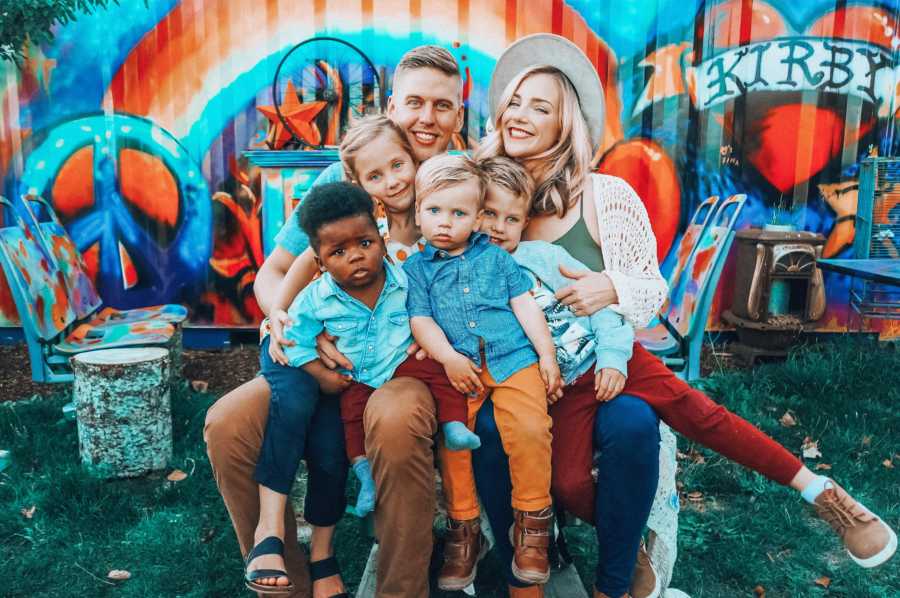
[
  {"xmin": 283, "ymin": 260, "xmax": 412, "ymax": 387},
  {"xmin": 403, "ymin": 232, "xmax": 537, "ymax": 383}
]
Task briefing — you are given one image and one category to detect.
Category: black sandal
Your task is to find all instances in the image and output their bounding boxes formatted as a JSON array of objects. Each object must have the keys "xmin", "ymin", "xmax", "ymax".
[
  {"xmin": 310, "ymin": 556, "xmax": 349, "ymax": 598},
  {"xmin": 244, "ymin": 536, "xmax": 294, "ymax": 594}
]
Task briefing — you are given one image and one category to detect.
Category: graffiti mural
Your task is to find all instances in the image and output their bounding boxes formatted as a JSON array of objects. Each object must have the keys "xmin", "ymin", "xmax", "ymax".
[{"xmin": 0, "ymin": 0, "xmax": 897, "ymax": 335}]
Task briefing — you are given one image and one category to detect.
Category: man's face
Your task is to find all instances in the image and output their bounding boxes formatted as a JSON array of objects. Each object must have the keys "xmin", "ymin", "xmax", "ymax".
[{"xmin": 387, "ymin": 67, "xmax": 464, "ymax": 162}]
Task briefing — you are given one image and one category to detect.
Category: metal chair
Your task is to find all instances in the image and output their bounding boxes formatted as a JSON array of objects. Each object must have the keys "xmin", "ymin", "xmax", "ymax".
[
  {"xmin": 0, "ymin": 197, "xmax": 177, "ymax": 382},
  {"xmin": 637, "ymin": 194, "xmax": 747, "ymax": 380}
]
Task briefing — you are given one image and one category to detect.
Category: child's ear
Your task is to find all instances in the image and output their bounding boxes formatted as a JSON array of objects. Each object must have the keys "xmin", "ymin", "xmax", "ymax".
[{"xmin": 313, "ymin": 254, "xmax": 325, "ymax": 272}]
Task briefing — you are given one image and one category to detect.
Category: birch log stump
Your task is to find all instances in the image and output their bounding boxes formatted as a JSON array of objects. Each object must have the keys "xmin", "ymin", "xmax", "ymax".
[{"xmin": 71, "ymin": 347, "xmax": 172, "ymax": 478}]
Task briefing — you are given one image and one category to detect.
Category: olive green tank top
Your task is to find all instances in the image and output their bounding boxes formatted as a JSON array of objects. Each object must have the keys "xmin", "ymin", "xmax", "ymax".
[{"xmin": 552, "ymin": 198, "xmax": 605, "ymax": 273}]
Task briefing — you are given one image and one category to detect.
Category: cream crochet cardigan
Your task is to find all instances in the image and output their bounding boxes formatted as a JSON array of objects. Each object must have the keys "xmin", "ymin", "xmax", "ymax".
[{"xmin": 588, "ymin": 173, "xmax": 668, "ymax": 328}]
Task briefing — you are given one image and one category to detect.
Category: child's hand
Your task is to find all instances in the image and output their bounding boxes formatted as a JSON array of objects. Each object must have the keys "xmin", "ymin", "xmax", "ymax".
[
  {"xmin": 539, "ymin": 355, "xmax": 563, "ymax": 403},
  {"xmin": 267, "ymin": 309, "xmax": 294, "ymax": 366},
  {"xmin": 594, "ymin": 368, "xmax": 625, "ymax": 402},
  {"xmin": 442, "ymin": 352, "xmax": 484, "ymax": 396},
  {"xmin": 318, "ymin": 369, "xmax": 353, "ymax": 395}
]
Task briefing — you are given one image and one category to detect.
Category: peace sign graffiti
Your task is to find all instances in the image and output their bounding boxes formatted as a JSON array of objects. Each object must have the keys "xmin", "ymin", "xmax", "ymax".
[{"xmin": 18, "ymin": 114, "xmax": 211, "ymax": 309}]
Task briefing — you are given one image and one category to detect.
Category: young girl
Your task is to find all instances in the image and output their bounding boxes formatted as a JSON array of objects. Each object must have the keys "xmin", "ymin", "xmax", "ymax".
[{"xmin": 246, "ymin": 116, "xmax": 431, "ymax": 594}]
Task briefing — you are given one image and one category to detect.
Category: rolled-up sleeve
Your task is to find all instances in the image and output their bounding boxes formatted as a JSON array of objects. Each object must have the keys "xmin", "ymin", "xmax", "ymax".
[{"xmin": 282, "ymin": 291, "xmax": 324, "ymax": 367}]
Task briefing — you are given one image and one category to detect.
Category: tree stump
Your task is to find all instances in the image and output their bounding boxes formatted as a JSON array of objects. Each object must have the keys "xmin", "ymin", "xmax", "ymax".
[{"xmin": 71, "ymin": 347, "xmax": 172, "ymax": 478}]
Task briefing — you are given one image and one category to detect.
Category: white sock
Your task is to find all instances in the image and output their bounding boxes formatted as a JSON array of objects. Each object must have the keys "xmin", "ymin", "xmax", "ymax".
[{"xmin": 801, "ymin": 475, "xmax": 831, "ymax": 504}]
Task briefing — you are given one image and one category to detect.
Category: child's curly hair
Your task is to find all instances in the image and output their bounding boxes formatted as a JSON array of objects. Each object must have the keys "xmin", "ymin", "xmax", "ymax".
[{"xmin": 298, "ymin": 181, "xmax": 377, "ymax": 251}]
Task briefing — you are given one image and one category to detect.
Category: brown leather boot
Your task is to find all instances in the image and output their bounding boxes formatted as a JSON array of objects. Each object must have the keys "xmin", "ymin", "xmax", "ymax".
[
  {"xmin": 510, "ymin": 506, "xmax": 553, "ymax": 584},
  {"xmin": 437, "ymin": 517, "xmax": 488, "ymax": 591},
  {"xmin": 509, "ymin": 584, "xmax": 544, "ymax": 597}
]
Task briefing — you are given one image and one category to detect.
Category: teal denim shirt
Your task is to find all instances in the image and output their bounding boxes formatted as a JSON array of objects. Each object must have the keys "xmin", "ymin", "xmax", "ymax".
[
  {"xmin": 282, "ymin": 259, "xmax": 412, "ymax": 387},
  {"xmin": 512, "ymin": 240, "xmax": 633, "ymax": 384}
]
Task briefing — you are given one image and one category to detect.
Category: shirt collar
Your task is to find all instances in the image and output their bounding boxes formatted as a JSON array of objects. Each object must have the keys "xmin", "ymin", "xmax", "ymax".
[
  {"xmin": 320, "ymin": 258, "xmax": 404, "ymax": 300},
  {"xmin": 422, "ymin": 232, "xmax": 490, "ymax": 262}
]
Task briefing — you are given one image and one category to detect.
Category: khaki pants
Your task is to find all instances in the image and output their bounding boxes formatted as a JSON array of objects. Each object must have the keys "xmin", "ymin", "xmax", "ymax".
[
  {"xmin": 204, "ymin": 375, "xmax": 438, "ymax": 598},
  {"xmin": 439, "ymin": 363, "xmax": 553, "ymax": 520}
]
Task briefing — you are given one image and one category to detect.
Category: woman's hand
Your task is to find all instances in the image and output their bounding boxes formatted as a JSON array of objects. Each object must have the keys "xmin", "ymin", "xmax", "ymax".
[
  {"xmin": 267, "ymin": 309, "xmax": 294, "ymax": 366},
  {"xmin": 442, "ymin": 352, "xmax": 484, "ymax": 396},
  {"xmin": 315, "ymin": 331, "xmax": 354, "ymax": 370},
  {"xmin": 555, "ymin": 264, "xmax": 618, "ymax": 317},
  {"xmin": 539, "ymin": 355, "xmax": 563, "ymax": 403},
  {"xmin": 594, "ymin": 368, "xmax": 625, "ymax": 402}
]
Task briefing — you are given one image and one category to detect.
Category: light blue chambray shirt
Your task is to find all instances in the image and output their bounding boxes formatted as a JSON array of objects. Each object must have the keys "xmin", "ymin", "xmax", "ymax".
[
  {"xmin": 274, "ymin": 162, "xmax": 345, "ymax": 255},
  {"xmin": 403, "ymin": 232, "xmax": 537, "ymax": 383},
  {"xmin": 282, "ymin": 259, "xmax": 412, "ymax": 387},
  {"xmin": 512, "ymin": 241, "xmax": 633, "ymax": 385}
]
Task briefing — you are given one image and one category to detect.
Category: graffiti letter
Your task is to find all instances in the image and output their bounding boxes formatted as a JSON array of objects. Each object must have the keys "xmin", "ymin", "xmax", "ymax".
[
  {"xmin": 704, "ymin": 48, "xmax": 748, "ymax": 107},
  {"xmin": 777, "ymin": 40, "xmax": 824, "ymax": 88},
  {"xmin": 745, "ymin": 42, "xmax": 771, "ymax": 89},
  {"xmin": 821, "ymin": 41, "xmax": 854, "ymax": 89},
  {"xmin": 855, "ymin": 47, "xmax": 891, "ymax": 105}
]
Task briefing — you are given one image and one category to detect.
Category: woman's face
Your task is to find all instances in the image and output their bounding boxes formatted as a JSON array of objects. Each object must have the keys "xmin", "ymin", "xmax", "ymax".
[{"xmin": 500, "ymin": 73, "xmax": 562, "ymax": 160}]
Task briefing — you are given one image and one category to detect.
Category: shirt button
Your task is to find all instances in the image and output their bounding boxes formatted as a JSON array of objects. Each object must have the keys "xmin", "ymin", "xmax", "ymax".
[
  {"xmin": 461, "ymin": 255, "xmax": 466, "ymax": 260},
  {"xmin": 368, "ymin": 344, "xmax": 374, "ymax": 349},
  {"xmin": 463, "ymin": 287, "xmax": 470, "ymax": 293},
  {"xmin": 469, "ymin": 321, "xmax": 476, "ymax": 328}
]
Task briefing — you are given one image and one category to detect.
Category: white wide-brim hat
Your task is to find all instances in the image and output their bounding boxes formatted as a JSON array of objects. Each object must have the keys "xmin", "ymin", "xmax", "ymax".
[{"xmin": 488, "ymin": 33, "xmax": 605, "ymax": 149}]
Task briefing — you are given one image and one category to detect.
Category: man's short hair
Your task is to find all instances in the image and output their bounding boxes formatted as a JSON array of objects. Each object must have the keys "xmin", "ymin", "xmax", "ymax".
[
  {"xmin": 395, "ymin": 45, "xmax": 461, "ymax": 82},
  {"xmin": 479, "ymin": 157, "xmax": 535, "ymax": 209},
  {"xmin": 415, "ymin": 154, "xmax": 486, "ymax": 207},
  {"xmin": 298, "ymin": 182, "xmax": 377, "ymax": 251}
]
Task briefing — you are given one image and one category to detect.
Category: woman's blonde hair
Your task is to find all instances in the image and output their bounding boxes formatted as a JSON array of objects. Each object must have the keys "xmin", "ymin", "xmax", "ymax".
[
  {"xmin": 475, "ymin": 65, "xmax": 593, "ymax": 217},
  {"xmin": 339, "ymin": 115, "xmax": 416, "ymax": 180}
]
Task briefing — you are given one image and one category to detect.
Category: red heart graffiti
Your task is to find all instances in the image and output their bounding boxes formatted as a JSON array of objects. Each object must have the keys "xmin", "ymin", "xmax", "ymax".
[{"xmin": 707, "ymin": 1, "xmax": 893, "ymax": 192}]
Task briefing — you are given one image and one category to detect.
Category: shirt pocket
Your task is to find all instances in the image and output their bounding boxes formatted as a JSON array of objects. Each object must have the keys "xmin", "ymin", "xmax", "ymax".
[
  {"xmin": 323, "ymin": 318, "xmax": 358, "ymax": 337},
  {"xmin": 478, "ymin": 273, "xmax": 508, "ymax": 302}
]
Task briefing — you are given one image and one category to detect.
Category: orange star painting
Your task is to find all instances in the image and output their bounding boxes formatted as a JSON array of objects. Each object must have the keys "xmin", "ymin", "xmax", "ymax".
[{"xmin": 256, "ymin": 81, "xmax": 326, "ymax": 149}]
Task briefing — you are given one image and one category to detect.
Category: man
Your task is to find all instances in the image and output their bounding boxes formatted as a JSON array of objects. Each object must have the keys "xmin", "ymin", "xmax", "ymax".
[{"xmin": 204, "ymin": 45, "xmax": 464, "ymax": 598}]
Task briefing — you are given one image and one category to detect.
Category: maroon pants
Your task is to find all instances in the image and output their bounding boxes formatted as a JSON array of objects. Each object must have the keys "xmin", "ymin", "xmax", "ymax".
[
  {"xmin": 340, "ymin": 355, "xmax": 467, "ymax": 460},
  {"xmin": 550, "ymin": 342, "xmax": 804, "ymax": 522}
]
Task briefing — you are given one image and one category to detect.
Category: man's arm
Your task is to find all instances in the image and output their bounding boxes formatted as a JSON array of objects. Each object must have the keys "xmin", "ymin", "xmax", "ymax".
[{"xmin": 254, "ymin": 246, "xmax": 298, "ymax": 316}]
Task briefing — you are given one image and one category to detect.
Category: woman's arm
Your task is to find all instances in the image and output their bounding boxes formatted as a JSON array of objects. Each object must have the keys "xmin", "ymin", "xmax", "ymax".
[{"xmin": 509, "ymin": 293, "xmax": 562, "ymax": 401}]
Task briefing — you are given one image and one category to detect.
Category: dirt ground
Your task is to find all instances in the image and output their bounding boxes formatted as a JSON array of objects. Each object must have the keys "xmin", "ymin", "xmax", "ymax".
[{"xmin": 0, "ymin": 343, "xmax": 262, "ymax": 402}]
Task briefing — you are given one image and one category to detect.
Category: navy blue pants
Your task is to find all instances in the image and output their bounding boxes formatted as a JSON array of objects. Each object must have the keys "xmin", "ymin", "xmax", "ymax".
[
  {"xmin": 473, "ymin": 394, "xmax": 660, "ymax": 595},
  {"xmin": 254, "ymin": 336, "xmax": 349, "ymax": 527}
]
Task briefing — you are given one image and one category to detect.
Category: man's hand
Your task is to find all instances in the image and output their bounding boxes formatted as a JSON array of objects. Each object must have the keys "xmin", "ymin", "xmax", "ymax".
[
  {"xmin": 315, "ymin": 331, "xmax": 354, "ymax": 370},
  {"xmin": 442, "ymin": 352, "xmax": 484, "ymax": 396},
  {"xmin": 318, "ymin": 369, "xmax": 354, "ymax": 395},
  {"xmin": 594, "ymin": 368, "xmax": 626, "ymax": 402},
  {"xmin": 539, "ymin": 355, "xmax": 563, "ymax": 403},
  {"xmin": 267, "ymin": 309, "xmax": 294, "ymax": 366}
]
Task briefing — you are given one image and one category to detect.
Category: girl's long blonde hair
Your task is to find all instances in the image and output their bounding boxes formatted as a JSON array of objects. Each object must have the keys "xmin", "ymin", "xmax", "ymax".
[
  {"xmin": 475, "ymin": 65, "xmax": 593, "ymax": 218},
  {"xmin": 339, "ymin": 115, "xmax": 416, "ymax": 181}
]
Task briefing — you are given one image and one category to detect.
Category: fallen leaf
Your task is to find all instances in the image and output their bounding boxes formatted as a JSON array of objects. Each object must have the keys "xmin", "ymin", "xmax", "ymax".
[
  {"xmin": 814, "ymin": 576, "xmax": 831, "ymax": 588},
  {"xmin": 861, "ymin": 435, "xmax": 872, "ymax": 446},
  {"xmin": 753, "ymin": 585, "xmax": 766, "ymax": 597},
  {"xmin": 687, "ymin": 491, "xmax": 704, "ymax": 502},
  {"xmin": 190, "ymin": 380, "xmax": 209, "ymax": 393},
  {"xmin": 779, "ymin": 411, "xmax": 797, "ymax": 427},
  {"xmin": 107, "ymin": 569, "xmax": 131, "ymax": 581},
  {"xmin": 166, "ymin": 469, "xmax": 188, "ymax": 482},
  {"xmin": 802, "ymin": 437, "xmax": 822, "ymax": 460},
  {"xmin": 20, "ymin": 506, "xmax": 35, "ymax": 519},
  {"xmin": 815, "ymin": 463, "xmax": 832, "ymax": 471},
  {"xmin": 883, "ymin": 459, "xmax": 894, "ymax": 469}
]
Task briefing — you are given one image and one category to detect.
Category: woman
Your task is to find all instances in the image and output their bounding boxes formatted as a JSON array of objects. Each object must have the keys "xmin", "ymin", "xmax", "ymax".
[{"xmin": 471, "ymin": 34, "xmax": 896, "ymax": 598}]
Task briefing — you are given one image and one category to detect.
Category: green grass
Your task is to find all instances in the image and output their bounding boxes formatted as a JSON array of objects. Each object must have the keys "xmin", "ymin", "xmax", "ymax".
[{"xmin": 1, "ymin": 338, "xmax": 899, "ymax": 596}]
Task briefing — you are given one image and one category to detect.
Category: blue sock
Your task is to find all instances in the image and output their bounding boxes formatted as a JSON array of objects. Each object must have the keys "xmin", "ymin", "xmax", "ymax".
[
  {"xmin": 443, "ymin": 421, "xmax": 481, "ymax": 451},
  {"xmin": 801, "ymin": 475, "xmax": 830, "ymax": 504},
  {"xmin": 352, "ymin": 458, "xmax": 377, "ymax": 516}
]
